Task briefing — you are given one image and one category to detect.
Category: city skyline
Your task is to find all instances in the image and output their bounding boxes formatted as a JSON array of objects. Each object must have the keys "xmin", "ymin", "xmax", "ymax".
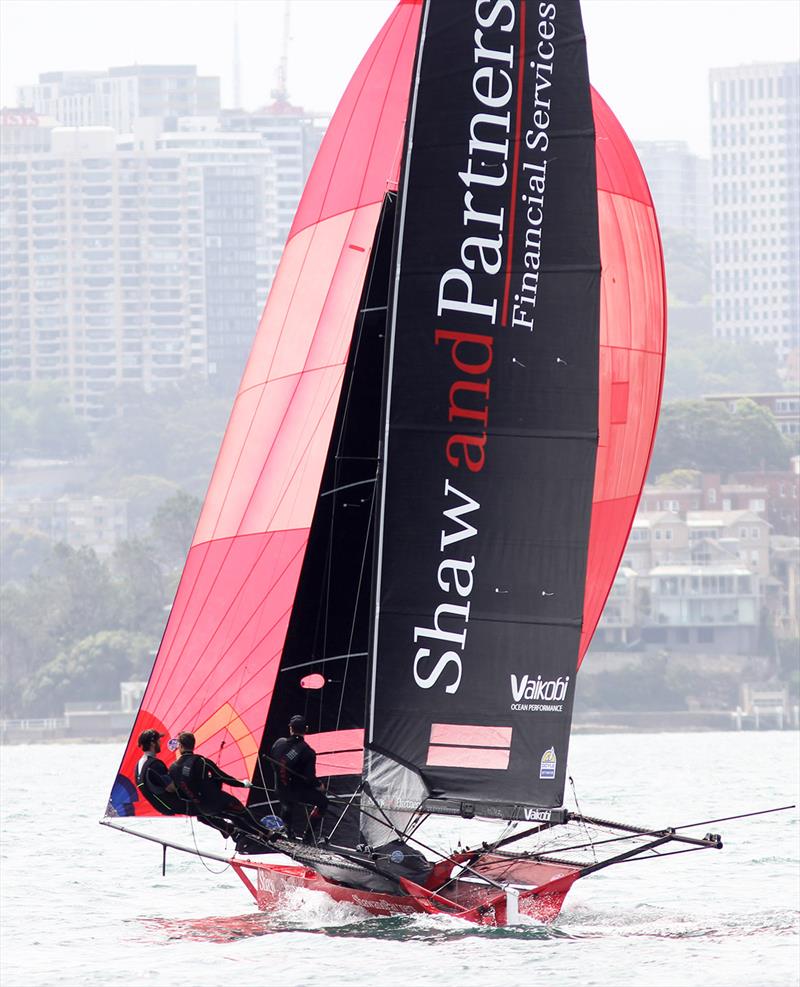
[{"xmin": 2, "ymin": 0, "xmax": 799, "ymax": 157}]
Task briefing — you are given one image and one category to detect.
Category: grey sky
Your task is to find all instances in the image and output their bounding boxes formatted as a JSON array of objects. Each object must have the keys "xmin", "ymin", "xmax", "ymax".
[{"xmin": 2, "ymin": 0, "xmax": 798, "ymax": 156}]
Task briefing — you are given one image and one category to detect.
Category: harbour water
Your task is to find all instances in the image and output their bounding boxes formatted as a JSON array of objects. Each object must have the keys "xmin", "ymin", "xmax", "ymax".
[{"xmin": 1, "ymin": 732, "xmax": 798, "ymax": 986}]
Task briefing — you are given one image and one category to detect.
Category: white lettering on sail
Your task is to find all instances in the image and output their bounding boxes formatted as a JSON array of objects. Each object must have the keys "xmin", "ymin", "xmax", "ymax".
[
  {"xmin": 510, "ymin": 673, "xmax": 570, "ymax": 712},
  {"xmin": 413, "ymin": 648, "xmax": 463, "ymax": 694},
  {"xmin": 412, "ymin": 480, "xmax": 481, "ymax": 695},
  {"xmin": 512, "ymin": 2, "xmax": 557, "ymax": 332},
  {"xmin": 475, "ymin": 0, "xmax": 515, "ymax": 31},
  {"xmin": 440, "ymin": 479, "xmax": 480, "ymax": 549},
  {"xmin": 436, "ymin": 1, "xmax": 521, "ymax": 324}
]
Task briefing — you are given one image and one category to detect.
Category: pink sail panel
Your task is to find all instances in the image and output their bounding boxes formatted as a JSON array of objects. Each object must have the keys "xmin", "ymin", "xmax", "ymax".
[
  {"xmin": 578, "ymin": 88, "xmax": 667, "ymax": 663},
  {"xmin": 109, "ymin": 0, "xmax": 423, "ymax": 817}
]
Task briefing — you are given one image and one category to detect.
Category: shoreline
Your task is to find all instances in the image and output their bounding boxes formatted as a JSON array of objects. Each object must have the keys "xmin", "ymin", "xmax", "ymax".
[{"xmin": 1, "ymin": 708, "xmax": 797, "ymax": 745}]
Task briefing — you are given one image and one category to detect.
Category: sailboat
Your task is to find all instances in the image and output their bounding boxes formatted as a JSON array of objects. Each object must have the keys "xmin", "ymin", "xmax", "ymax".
[{"xmin": 102, "ymin": 0, "xmax": 724, "ymax": 925}]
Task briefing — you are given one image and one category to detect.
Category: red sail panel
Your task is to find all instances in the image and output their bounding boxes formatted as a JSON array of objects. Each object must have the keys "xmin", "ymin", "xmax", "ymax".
[
  {"xmin": 578, "ymin": 89, "xmax": 667, "ymax": 663},
  {"xmin": 107, "ymin": 0, "xmax": 423, "ymax": 818}
]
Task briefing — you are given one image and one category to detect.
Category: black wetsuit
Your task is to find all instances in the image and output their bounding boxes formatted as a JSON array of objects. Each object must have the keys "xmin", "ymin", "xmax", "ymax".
[
  {"xmin": 135, "ymin": 752, "xmax": 184, "ymax": 815},
  {"xmin": 269, "ymin": 735, "xmax": 329, "ymax": 838},
  {"xmin": 168, "ymin": 753, "xmax": 261, "ymax": 838}
]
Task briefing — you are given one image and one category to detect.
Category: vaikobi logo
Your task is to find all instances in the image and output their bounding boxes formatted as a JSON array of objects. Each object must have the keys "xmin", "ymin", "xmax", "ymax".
[
  {"xmin": 510, "ymin": 674, "xmax": 570, "ymax": 711},
  {"xmin": 539, "ymin": 747, "xmax": 557, "ymax": 780}
]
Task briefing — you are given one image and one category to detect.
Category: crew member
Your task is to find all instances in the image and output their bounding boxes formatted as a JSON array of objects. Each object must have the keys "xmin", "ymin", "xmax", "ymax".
[
  {"xmin": 269, "ymin": 715, "xmax": 329, "ymax": 841},
  {"xmin": 168, "ymin": 731, "xmax": 263, "ymax": 839},
  {"xmin": 135, "ymin": 728, "xmax": 184, "ymax": 815}
]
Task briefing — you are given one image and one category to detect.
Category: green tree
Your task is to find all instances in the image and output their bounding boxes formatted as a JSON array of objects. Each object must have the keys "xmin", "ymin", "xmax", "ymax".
[
  {"xmin": 111, "ymin": 539, "xmax": 165, "ymax": 637},
  {"xmin": 0, "ymin": 383, "xmax": 89, "ymax": 461},
  {"xmin": 0, "ymin": 579, "xmax": 56, "ymax": 716},
  {"xmin": 0, "ymin": 544, "xmax": 120, "ymax": 711},
  {"xmin": 90, "ymin": 383, "xmax": 230, "ymax": 498},
  {"xmin": 661, "ymin": 229, "xmax": 711, "ymax": 306},
  {"xmin": 650, "ymin": 399, "xmax": 790, "ymax": 476},
  {"xmin": 663, "ymin": 337, "xmax": 783, "ymax": 401},
  {"xmin": 149, "ymin": 490, "xmax": 201, "ymax": 566},
  {"xmin": 0, "ymin": 529, "xmax": 52, "ymax": 584},
  {"xmin": 21, "ymin": 630, "xmax": 153, "ymax": 715},
  {"xmin": 653, "ymin": 469, "xmax": 702, "ymax": 489},
  {"xmin": 46, "ymin": 544, "xmax": 121, "ymax": 645}
]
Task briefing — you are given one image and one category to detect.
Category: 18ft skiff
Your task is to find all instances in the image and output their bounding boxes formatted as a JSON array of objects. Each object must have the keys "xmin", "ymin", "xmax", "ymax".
[{"xmin": 102, "ymin": 0, "xmax": 740, "ymax": 926}]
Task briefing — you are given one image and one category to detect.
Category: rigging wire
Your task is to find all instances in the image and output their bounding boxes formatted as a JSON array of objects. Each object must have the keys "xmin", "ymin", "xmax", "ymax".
[
  {"xmin": 614, "ymin": 845, "xmax": 709, "ymax": 864},
  {"xmin": 186, "ymin": 816, "xmax": 231, "ymax": 876},
  {"xmin": 335, "ymin": 481, "xmax": 378, "ymax": 732},
  {"xmin": 305, "ymin": 196, "xmax": 393, "ymax": 747},
  {"xmin": 328, "ymin": 199, "xmax": 393, "ymax": 737},
  {"xmin": 569, "ymin": 775, "xmax": 598, "ymax": 864}
]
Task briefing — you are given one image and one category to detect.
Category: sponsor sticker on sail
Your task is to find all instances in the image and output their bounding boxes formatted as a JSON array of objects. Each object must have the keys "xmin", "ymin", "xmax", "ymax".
[
  {"xmin": 539, "ymin": 747, "xmax": 557, "ymax": 780},
  {"xmin": 510, "ymin": 674, "xmax": 570, "ymax": 712}
]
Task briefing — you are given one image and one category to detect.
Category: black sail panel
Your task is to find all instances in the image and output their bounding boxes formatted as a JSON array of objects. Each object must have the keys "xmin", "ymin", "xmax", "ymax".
[{"xmin": 368, "ymin": 0, "xmax": 600, "ymax": 809}]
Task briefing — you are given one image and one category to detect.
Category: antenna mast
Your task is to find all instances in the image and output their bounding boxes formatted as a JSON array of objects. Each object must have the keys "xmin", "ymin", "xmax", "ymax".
[
  {"xmin": 233, "ymin": 1, "xmax": 242, "ymax": 108},
  {"xmin": 271, "ymin": 0, "xmax": 291, "ymax": 103}
]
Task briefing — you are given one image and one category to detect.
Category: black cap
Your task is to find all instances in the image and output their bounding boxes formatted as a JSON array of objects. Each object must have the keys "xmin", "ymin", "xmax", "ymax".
[
  {"xmin": 137, "ymin": 728, "xmax": 164, "ymax": 749},
  {"xmin": 289, "ymin": 715, "xmax": 307, "ymax": 734}
]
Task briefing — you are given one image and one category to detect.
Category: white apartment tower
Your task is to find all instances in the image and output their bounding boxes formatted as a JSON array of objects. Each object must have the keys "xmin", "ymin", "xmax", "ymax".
[
  {"xmin": 634, "ymin": 140, "xmax": 710, "ymax": 244},
  {"xmin": 221, "ymin": 102, "xmax": 326, "ymax": 266},
  {"xmin": 0, "ymin": 122, "xmax": 277, "ymax": 416},
  {"xmin": 710, "ymin": 62, "xmax": 800, "ymax": 361},
  {"xmin": 19, "ymin": 66, "xmax": 221, "ymax": 135}
]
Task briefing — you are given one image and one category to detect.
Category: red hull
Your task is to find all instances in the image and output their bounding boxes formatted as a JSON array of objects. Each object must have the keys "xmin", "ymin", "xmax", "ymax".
[{"xmin": 231, "ymin": 855, "xmax": 580, "ymax": 927}]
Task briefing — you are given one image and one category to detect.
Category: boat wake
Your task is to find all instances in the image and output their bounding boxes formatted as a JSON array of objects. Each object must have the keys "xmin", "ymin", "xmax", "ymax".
[
  {"xmin": 141, "ymin": 885, "xmax": 579, "ymax": 944},
  {"xmin": 140, "ymin": 888, "xmax": 799, "ymax": 947},
  {"xmin": 556, "ymin": 903, "xmax": 800, "ymax": 941}
]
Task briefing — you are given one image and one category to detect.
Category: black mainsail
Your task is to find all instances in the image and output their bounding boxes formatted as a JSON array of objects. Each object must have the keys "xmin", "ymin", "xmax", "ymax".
[{"xmin": 367, "ymin": 0, "xmax": 599, "ymax": 812}]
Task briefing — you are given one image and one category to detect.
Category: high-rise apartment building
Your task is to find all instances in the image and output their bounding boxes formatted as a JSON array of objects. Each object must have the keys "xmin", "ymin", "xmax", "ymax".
[
  {"xmin": 19, "ymin": 66, "xmax": 221, "ymax": 135},
  {"xmin": 145, "ymin": 124, "xmax": 277, "ymax": 382},
  {"xmin": 0, "ymin": 121, "xmax": 277, "ymax": 415},
  {"xmin": 222, "ymin": 102, "xmax": 326, "ymax": 262},
  {"xmin": 0, "ymin": 109, "xmax": 58, "ymax": 154},
  {"xmin": 634, "ymin": 140, "xmax": 711, "ymax": 244},
  {"xmin": 710, "ymin": 62, "xmax": 800, "ymax": 361}
]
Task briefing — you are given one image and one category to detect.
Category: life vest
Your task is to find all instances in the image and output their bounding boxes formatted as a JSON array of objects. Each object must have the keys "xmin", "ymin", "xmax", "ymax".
[
  {"xmin": 270, "ymin": 735, "xmax": 314, "ymax": 789},
  {"xmin": 175, "ymin": 753, "xmax": 205, "ymax": 802},
  {"xmin": 136, "ymin": 753, "xmax": 180, "ymax": 815}
]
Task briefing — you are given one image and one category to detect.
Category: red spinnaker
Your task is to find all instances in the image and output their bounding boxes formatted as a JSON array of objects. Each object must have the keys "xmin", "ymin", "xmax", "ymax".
[
  {"xmin": 579, "ymin": 89, "xmax": 667, "ymax": 663},
  {"xmin": 107, "ymin": 0, "xmax": 424, "ymax": 817},
  {"xmin": 106, "ymin": 1, "xmax": 665, "ymax": 815}
]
